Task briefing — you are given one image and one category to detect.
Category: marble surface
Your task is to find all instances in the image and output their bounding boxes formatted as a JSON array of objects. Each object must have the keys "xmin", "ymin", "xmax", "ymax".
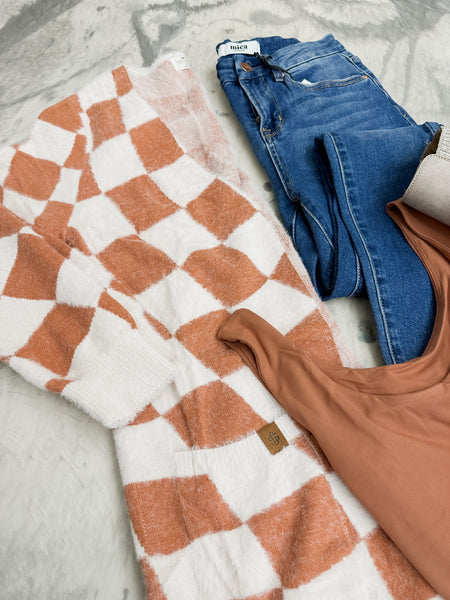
[{"xmin": 0, "ymin": 1, "xmax": 449, "ymax": 598}]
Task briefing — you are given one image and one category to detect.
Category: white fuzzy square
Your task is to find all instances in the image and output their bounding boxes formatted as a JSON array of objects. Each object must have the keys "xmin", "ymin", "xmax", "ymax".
[
  {"xmin": 19, "ymin": 120, "xmax": 76, "ymax": 166},
  {"xmin": 113, "ymin": 417, "xmax": 188, "ymax": 485},
  {"xmin": 3, "ymin": 189, "xmax": 47, "ymax": 224},
  {"xmin": 0, "ymin": 297, "xmax": 55, "ymax": 356},
  {"xmin": 0, "ymin": 145, "xmax": 16, "ymax": 185},
  {"xmin": 150, "ymin": 381, "xmax": 180, "ymax": 415},
  {"xmin": 137, "ymin": 269, "xmax": 222, "ymax": 333},
  {"xmin": 68, "ymin": 194, "xmax": 135, "ymax": 254},
  {"xmin": 150, "ymin": 154, "xmax": 215, "ymax": 207},
  {"xmin": 223, "ymin": 368, "xmax": 284, "ymax": 422},
  {"xmin": 0, "ymin": 234, "xmax": 18, "ymax": 295},
  {"xmin": 50, "ymin": 168, "xmax": 81, "ymax": 204},
  {"xmin": 151, "ymin": 525, "xmax": 280, "ymax": 600},
  {"xmin": 90, "ymin": 133, "xmax": 147, "ymax": 192},
  {"xmin": 68, "ymin": 250, "xmax": 113, "ymax": 290},
  {"xmin": 225, "ymin": 212, "xmax": 285, "ymax": 277},
  {"xmin": 140, "ymin": 209, "xmax": 219, "ymax": 265},
  {"xmin": 56, "ymin": 259, "xmax": 104, "ymax": 307},
  {"xmin": 118, "ymin": 90, "xmax": 159, "ymax": 130},
  {"xmin": 77, "ymin": 71, "xmax": 118, "ymax": 111},
  {"xmin": 283, "ymin": 542, "xmax": 392, "ymax": 599},
  {"xmin": 169, "ymin": 338, "xmax": 218, "ymax": 398},
  {"xmin": 233, "ymin": 279, "xmax": 317, "ymax": 333}
]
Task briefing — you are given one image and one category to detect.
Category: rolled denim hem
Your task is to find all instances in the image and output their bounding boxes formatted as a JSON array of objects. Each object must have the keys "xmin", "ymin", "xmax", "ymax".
[{"xmin": 319, "ymin": 127, "xmax": 439, "ymax": 363}]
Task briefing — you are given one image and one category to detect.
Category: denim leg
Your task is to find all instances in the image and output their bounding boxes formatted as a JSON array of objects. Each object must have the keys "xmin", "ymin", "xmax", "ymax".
[
  {"xmin": 217, "ymin": 34, "xmax": 438, "ymax": 363},
  {"xmin": 317, "ymin": 125, "xmax": 438, "ymax": 363}
]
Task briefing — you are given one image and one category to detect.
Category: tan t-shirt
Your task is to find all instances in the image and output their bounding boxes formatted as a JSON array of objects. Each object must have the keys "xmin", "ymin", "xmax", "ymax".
[{"xmin": 218, "ymin": 200, "xmax": 450, "ymax": 599}]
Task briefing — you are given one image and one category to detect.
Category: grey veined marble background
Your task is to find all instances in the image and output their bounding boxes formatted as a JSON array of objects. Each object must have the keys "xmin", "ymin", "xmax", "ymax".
[{"xmin": 0, "ymin": 1, "xmax": 449, "ymax": 599}]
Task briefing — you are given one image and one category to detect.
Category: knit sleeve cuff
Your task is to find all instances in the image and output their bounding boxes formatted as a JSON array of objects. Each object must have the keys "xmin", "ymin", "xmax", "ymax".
[{"xmin": 62, "ymin": 323, "xmax": 174, "ymax": 428}]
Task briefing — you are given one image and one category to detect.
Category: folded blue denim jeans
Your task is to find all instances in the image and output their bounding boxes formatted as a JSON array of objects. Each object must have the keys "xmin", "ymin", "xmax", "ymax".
[{"xmin": 216, "ymin": 34, "xmax": 439, "ymax": 364}]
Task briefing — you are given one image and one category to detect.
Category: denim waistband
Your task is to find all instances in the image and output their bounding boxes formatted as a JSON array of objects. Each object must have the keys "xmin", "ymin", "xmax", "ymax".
[{"xmin": 216, "ymin": 34, "xmax": 348, "ymax": 85}]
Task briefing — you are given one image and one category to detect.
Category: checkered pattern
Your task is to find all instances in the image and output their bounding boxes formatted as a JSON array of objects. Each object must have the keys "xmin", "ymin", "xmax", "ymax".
[{"xmin": 0, "ymin": 56, "xmax": 440, "ymax": 599}]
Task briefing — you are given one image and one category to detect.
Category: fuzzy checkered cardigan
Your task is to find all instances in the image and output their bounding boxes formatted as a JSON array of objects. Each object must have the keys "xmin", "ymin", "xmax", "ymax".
[{"xmin": 0, "ymin": 54, "xmax": 439, "ymax": 599}]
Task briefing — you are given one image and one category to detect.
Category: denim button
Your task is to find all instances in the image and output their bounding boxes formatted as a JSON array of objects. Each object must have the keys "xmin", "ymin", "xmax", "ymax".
[{"xmin": 241, "ymin": 62, "xmax": 252, "ymax": 72}]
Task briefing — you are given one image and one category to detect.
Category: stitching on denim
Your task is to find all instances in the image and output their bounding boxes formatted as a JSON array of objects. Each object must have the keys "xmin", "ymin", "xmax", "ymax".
[
  {"xmin": 260, "ymin": 77, "xmax": 283, "ymax": 137},
  {"xmin": 240, "ymin": 76, "xmax": 283, "ymax": 137},
  {"xmin": 239, "ymin": 78, "xmax": 266, "ymax": 133},
  {"xmin": 342, "ymin": 54, "xmax": 415, "ymax": 127},
  {"xmin": 327, "ymin": 133, "xmax": 397, "ymax": 363},
  {"xmin": 291, "ymin": 206, "xmax": 298, "ymax": 249},
  {"xmin": 266, "ymin": 138, "xmax": 336, "ymax": 254},
  {"xmin": 285, "ymin": 49, "xmax": 341, "ymax": 70},
  {"xmin": 239, "ymin": 91, "xmax": 297, "ymax": 209},
  {"xmin": 301, "ymin": 204, "xmax": 336, "ymax": 251},
  {"xmin": 264, "ymin": 135, "xmax": 297, "ymax": 201},
  {"xmin": 351, "ymin": 250, "xmax": 362, "ymax": 297},
  {"xmin": 239, "ymin": 77, "xmax": 295, "ymax": 199},
  {"xmin": 262, "ymin": 114, "xmax": 283, "ymax": 138},
  {"xmin": 241, "ymin": 75, "xmax": 336, "ymax": 256}
]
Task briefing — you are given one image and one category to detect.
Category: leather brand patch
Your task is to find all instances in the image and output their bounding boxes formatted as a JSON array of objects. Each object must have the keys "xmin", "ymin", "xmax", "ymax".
[{"xmin": 257, "ymin": 422, "xmax": 289, "ymax": 455}]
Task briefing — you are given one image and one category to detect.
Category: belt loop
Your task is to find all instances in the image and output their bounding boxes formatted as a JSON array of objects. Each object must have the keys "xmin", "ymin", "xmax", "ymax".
[
  {"xmin": 254, "ymin": 52, "xmax": 286, "ymax": 82},
  {"xmin": 272, "ymin": 70, "xmax": 285, "ymax": 82}
]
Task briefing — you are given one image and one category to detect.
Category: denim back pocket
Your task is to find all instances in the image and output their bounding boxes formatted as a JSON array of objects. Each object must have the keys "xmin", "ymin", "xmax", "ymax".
[{"xmin": 285, "ymin": 51, "xmax": 369, "ymax": 90}]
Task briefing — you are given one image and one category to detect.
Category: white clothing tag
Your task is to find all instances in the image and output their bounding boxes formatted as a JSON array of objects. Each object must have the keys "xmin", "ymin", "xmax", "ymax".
[
  {"xmin": 217, "ymin": 40, "xmax": 261, "ymax": 58},
  {"xmin": 171, "ymin": 55, "xmax": 190, "ymax": 71},
  {"xmin": 300, "ymin": 78, "xmax": 314, "ymax": 86}
]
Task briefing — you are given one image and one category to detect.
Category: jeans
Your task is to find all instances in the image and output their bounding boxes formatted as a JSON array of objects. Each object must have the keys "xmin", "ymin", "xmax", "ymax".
[{"xmin": 216, "ymin": 34, "xmax": 439, "ymax": 364}]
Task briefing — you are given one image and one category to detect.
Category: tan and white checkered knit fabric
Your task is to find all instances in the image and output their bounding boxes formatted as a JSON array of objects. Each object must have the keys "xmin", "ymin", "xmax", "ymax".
[{"xmin": 0, "ymin": 54, "xmax": 440, "ymax": 599}]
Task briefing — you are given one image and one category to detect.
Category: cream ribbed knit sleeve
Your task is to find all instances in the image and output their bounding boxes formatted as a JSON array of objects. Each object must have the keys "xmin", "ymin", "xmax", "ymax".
[{"xmin": 0, "ymin": 90, "xmax": 174, "ymax": 428}]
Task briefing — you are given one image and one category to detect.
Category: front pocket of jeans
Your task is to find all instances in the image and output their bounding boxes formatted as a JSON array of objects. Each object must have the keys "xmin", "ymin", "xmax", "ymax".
[
  {"xmin": 284, "ymin": 51, "xmax": 369, "ymax": 91},
  {"xmin": 287, "ymin": 72, "xmax": 368, "ymax": 90}
]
